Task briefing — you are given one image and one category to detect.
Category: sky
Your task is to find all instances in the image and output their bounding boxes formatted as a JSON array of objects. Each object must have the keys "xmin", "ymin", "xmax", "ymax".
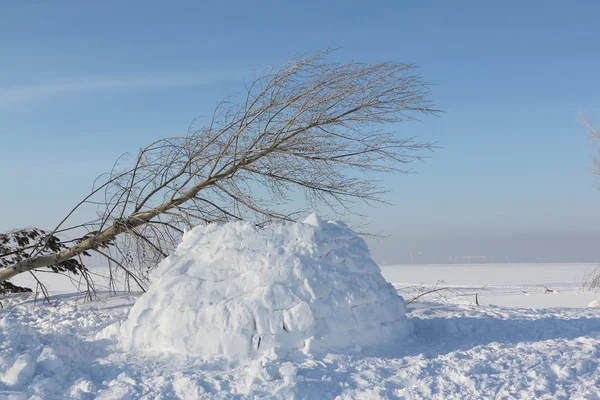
[{"xmin": 1, "ymin": 1, "xmax": 599, "ymax": 264}]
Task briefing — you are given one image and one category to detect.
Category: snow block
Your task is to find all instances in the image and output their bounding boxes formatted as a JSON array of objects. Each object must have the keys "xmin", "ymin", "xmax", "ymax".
[
  {"xmin": 119, "ymin": 213, "xmax": 411, "ymax": 359},
  {"xmin": 588, "ymin": 299, "xmax": 600, "ymax": 308},
  {"xmin": 1, "ymin": 354, "xmax": 36, "ymax": 387}
]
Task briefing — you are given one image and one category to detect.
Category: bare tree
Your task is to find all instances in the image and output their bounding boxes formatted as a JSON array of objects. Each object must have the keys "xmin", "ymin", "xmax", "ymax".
[
  {"xmin": 580, "ymin": 114, "xmax": 600, "ymax": 291},
  {"xmin": 0, "ymin": 50, "xmax": 440, "ymax": 288},
  {"xmin": 580, "ymin": 115, "xmax": 600, "ymax": 183}
]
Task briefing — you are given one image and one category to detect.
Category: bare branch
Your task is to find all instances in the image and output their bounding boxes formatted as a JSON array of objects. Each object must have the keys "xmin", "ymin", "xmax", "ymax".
[{"xmin": 1, "ymin": 50, "xmax": 440, "ymax": 285}]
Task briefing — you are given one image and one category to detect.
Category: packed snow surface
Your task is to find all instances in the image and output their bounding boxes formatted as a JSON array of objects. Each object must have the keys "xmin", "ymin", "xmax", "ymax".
[
  {"xmin": 2, "ymin": 288, "xmax": 600, "ymax": 399},
  {"xmin": 118, "ymin": 214, "xmax": 410, "ymax": 359},
  {"xmin": 3, "ymin": 248, "xmax": 600, "ymax": 398}
]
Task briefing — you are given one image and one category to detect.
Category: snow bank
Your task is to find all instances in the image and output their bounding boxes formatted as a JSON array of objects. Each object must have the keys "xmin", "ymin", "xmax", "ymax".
[{"xmin": 119, "ymin": 214, "xmax": 410, "ymax": 359}]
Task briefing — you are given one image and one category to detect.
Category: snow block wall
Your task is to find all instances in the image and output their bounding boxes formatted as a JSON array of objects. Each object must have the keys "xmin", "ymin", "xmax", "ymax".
[{"xmin": 119, "ymin": 214, "xmax": 411, "ymax": 359}]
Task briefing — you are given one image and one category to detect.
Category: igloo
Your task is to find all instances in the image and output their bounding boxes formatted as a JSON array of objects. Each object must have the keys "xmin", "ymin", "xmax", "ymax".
[{"xmin": 119, "ymin": 214, "xmax": 411, "ymax": 359}]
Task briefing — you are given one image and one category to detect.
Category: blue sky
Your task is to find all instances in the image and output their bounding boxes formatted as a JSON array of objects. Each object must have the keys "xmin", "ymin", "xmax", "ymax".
[{"xmin": 1, "ymin": 1, "xmax": 599, "ymax": 263}]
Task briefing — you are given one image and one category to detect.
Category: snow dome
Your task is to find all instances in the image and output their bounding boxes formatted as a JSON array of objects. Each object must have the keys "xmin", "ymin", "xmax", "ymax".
[{"xmin": 118, "ymin": 214, "xmax": 411, "ymax": 359}]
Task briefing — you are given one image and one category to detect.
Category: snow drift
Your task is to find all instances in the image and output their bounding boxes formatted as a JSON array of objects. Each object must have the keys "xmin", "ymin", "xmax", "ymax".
[{"xmin": 118, "ymin": 214, "xmax": 410, "ymax": 359}]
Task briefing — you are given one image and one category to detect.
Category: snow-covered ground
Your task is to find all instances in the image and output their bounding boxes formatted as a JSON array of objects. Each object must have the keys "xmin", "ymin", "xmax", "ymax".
[
  {"xmin": 1, "ymin": 262, "xmax": 600, "ymax": 399},
  {"xmin": 385, "ymin": 263, "xmax": 600, "ymax": 308}
]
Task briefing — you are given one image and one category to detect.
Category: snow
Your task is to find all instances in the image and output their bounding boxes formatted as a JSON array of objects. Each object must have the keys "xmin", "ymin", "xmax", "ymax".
[
  {"xmin": 1, "ymin": 354, "xmax": 36, "ymax": 387},
  {"xmin": 118, "ymin": 214, "xmax": 410, "ymax": 359},
  {"xmin": 1, "ymin": 242, "xmax": 600, "ymax": 398},
  {"xmin": 589, "ymin": 298, "xmax": 600, "ymax": 308},
  {"xmin": 383, "ymin": 263, "xmax": 600, "ymax": 308}
]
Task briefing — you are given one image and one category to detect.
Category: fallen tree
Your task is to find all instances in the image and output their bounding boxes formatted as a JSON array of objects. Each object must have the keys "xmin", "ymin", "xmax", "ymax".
[
  {"xmin": 0, "ymin": 227, "xmax": 89, "ymax": 295},
  {"xmin": 0, "ymin": 50, "xmax": 440, "ymax": 290}
]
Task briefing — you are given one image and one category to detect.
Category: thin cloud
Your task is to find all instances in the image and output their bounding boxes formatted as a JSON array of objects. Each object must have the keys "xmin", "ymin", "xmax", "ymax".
[{"xmin": 0, "ymin": 71, "xmax": 240, "ymax": 106}]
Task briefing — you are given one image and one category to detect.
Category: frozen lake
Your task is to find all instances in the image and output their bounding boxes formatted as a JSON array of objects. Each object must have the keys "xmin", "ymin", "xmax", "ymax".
[{"xmin": 383, "ymin": 262, "xmax": 600, "ymax": 308}]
